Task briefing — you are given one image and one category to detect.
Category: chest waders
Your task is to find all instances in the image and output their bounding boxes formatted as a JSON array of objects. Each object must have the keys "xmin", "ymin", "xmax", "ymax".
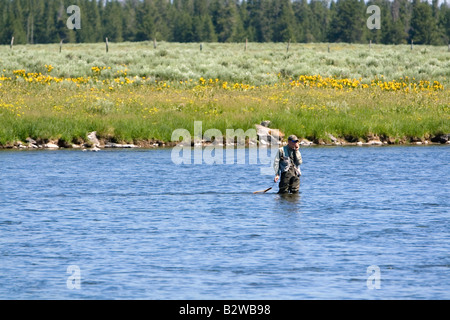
[{"xmin": 278, "ymin": 146, "xmax": 300, "ymax": 194}]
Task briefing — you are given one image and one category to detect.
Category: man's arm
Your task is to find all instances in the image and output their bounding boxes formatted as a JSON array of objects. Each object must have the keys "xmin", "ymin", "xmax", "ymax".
[
  {"xmin": 295, "ymin": 150, "xmax": 302, "ymax": 166},
  {"xmin": 273, "ymin": 148, "xmax": 281, "ymax": 182}
]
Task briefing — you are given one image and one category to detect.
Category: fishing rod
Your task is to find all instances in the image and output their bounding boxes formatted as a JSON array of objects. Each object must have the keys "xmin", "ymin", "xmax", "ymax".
[{"xmin": 253, "ymin": 182, "xmax": 276, "ymax": 194}]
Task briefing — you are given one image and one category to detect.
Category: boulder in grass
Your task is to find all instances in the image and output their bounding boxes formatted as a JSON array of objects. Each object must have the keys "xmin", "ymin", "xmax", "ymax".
[
  {"xmin": 327, "ymin": 133, "xmax": 338, "ymax": 143},
  {"xmin": 367, "ymin": 140, "xmax": 383, "ymax": 146},
  {"xmin": 431, "ymin": 134, "xmax": 450, "ymax": 144},
  {"xmin": 255, "ymin": 124, "xmax": 284, "ymax": 145},
  {"xmin": 26, "ymin": 137, "xmax": 36, "ymax": 145},
  {"xmin": 300, "ymin": 139, "xmax": 313, "ymax": 146},
  {"xmin": 87, "ymin": 131, "xmax": 101, "ymax": 148},
  {"xmin": 44, "ymin": 143, "xmax": 59, "ymax": 149}
]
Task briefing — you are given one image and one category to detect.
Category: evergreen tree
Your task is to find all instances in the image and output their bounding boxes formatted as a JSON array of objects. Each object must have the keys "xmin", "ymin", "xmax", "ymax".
[
  {"xmin": 440, "ymin": 1, "xmax": 450, "ymax": 44},
  {"xmin": 247, "ymin": 0, "xmax": 273, "ymax": 42},
  {"xmin": 102, "ymin": 0, "xmax": 123, "ymax": 42},
  {"xmin": 32, "ymin": 0, "xmax": 47, "ymax": 43},
  {"xmin": 410, "ymin": 0, "xmax": 439, "ymax": 44},
  {"xmin": 191, "ymin": 0, "xmax": 218, "ymax": 42},
  {"xmin": 436, "ymin": 1, "xmax": 450, "ymax": 44},
  {"xmin": 0, "ymin": 0, "xmax": 448, "ymax": 45},
  {"xmin": 328, "ymin": 0, "xmax": 365, "ymax": 43},
  {"xmin": 135, "ymin": 0, "xmax": 155, "ymax": 41},
  {"xmin": 56, "ymin": 1, "xmax": 75, "ymax": 43},
  {"xmin": 273, "ymin": 0, "xmax": 296, "ymax": 42},
  {"xmin": 173, "ymin": 10, "xmax": 194, "ymax": 42},
  {"xmin": 122, "ymin": 0, "xmax": 139, "ymax": 42},
  {"xmin": 211, "ymin": 0, "xmax": 243, "ymax": 42},
  {"xmin": 364, "ymin": 0, "xmax": 394, "ymax": 44},
  {"xmin": 82, "ymin": 0, "xmax": 103, "ymax": 43},
  {"xmin": 10, "ymin": 0, "xmax": 27, "ymax": 44},
  {"xmin": 0, "ymin": 1, "xmax": 8, "ymax": 43},
  {"xmin": 389, "ymin": 0, "xmax": 408, "ymax": 44},
  {"xmin": 233, "ymin": 0, "xmax": 247, "ymax": 41},
  {"xmin": 238, "ymin": 0, "xmax": 253, "ymax": 41},
  {"xmin": 202, "ymin": 14, "xmax": 218, "ymax": 42},
  {"xmin": 308, "ymin": 0, "xmax": 331, "ymax": 43},
  {"xmin": 154, "ymin": 0, "xmax": 171, "ymax": 41}
]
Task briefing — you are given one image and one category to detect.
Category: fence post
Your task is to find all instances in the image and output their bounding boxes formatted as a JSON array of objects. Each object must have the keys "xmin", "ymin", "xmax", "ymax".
[
  {"xmin": 369, "ymin": 40, "xmax": 372, "ymax": 50},
  {"xmin": 105, "ymin": 37, "xmax": 109, "ymax": 53},
  {"xmin": 153, "ymin": 38, "xmax": 157, "ymax": 49},
  {"xmin": 10, "ymin": 36, "xmax": 14, "ymax": 50},
  {"xmin": 60, "ymin": 39, "xmax": 63, "ymax": 53},
  {"xmin": 286, "ymin": 39, "xmax": 291, "ymax": 53},
  {"xmin": 411, "ymin": 39, "xmax": 413, "ymax": 50}
]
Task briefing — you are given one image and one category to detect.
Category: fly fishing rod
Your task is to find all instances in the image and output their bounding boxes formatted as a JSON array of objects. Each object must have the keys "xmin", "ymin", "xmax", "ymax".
[{"xmin": 253, "ymin": 182, "xmax": 276, "ymax": 194}]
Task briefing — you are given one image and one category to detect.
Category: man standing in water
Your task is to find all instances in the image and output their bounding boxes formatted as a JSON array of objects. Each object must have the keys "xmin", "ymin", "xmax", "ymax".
[{"xmin": 273, "ymin": 135, "xmax": 302, "ymax": 194}]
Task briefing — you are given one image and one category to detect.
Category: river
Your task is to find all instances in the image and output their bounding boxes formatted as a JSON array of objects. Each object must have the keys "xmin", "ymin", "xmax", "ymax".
[{"xmin": 0, "ymin": 145, "xmax": 448, "ymax": 299}]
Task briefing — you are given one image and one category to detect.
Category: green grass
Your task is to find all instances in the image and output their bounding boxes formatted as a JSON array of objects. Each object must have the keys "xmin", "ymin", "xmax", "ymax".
[{"xmin": 0, "ymin": 42, "xmax": 449, "ymax": 146}]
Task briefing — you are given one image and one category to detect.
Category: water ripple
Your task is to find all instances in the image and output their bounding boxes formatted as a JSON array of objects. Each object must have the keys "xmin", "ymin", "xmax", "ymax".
[{"xmin": 0, "ymin": 146, "xmax": 449, "ymax": 299}]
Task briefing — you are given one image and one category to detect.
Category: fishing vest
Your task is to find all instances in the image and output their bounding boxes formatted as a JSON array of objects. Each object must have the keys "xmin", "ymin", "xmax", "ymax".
[{"xmin": 279, "ymin": 146, "xmax": 295, "ymax": 174}]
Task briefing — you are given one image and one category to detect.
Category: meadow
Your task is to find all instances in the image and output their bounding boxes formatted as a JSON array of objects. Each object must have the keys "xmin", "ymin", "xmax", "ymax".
[{"xmin": 0, "ymin": 42, "xmax": 449, "ymax": 147}]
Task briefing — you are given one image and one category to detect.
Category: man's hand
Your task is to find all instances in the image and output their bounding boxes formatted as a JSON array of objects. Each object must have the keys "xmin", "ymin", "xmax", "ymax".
[{"xmin": 274, "ymin": 175, "xmax": 280, "ymax": 183}]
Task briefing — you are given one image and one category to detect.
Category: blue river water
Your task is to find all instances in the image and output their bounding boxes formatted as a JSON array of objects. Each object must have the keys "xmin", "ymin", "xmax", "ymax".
[{"xmin": 0, "ymin": 145, "xmax": 449, "ymax": 299}]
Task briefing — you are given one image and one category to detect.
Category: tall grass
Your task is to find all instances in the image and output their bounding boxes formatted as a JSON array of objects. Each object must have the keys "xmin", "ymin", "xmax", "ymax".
[{"xmin": 0, "ymin": 42, "xmax": 449, "ymax": 146}]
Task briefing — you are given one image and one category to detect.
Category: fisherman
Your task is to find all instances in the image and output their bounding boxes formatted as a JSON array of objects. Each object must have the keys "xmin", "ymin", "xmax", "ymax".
[{"xmin": 273, "ymin": 135, "xmax": 302, "ymax": 194}]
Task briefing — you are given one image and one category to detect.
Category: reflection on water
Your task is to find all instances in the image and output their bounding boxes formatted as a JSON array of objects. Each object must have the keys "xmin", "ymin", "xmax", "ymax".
[
  {"xmin": 275, "ymin": 193, "xmax": 302, "ymax": 215},
  {"xmin": 0, "ymin": 146, "xmax": 449, "ymax": 299}
]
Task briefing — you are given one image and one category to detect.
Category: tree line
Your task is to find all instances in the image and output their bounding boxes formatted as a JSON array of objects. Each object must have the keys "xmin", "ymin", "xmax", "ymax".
[{"xmin": 1, "ymin": 0, "xmax": 449, "ymax": 46}]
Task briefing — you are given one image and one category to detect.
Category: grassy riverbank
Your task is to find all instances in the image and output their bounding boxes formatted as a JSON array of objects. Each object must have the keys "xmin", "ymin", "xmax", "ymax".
[{"xmin": 0, "ymin": 42, "xmax": 449, "ymax": 147}]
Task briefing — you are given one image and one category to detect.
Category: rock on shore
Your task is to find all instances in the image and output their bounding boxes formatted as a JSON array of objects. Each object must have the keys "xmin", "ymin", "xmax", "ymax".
[{"xmin": 1, "ymin": 131, "xmax": 450, "ymax": 150}]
